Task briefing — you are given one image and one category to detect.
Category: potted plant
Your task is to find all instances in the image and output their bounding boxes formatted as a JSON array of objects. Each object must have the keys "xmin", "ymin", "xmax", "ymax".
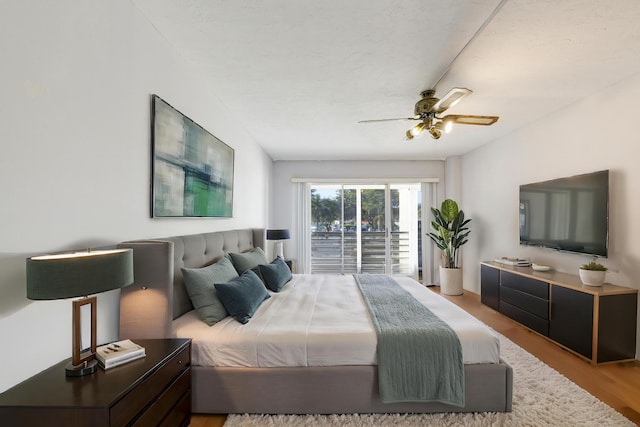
[
  {"xmin": 579, "ymin": 260, "xmax": 608, "ymax": 286},
  {"xmin": 428, "ymin": 199, "xmax": 471, "ymax": 295}
]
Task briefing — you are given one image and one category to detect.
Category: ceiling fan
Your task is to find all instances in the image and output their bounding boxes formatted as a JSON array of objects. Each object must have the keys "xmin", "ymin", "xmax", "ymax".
[
  {"xmin": 359, "ymin": 0, "xmax": 507, "ymax": 141},
  {"xmin": 358, "ymin": 87, "xmax": 499, "ymax": 140}
]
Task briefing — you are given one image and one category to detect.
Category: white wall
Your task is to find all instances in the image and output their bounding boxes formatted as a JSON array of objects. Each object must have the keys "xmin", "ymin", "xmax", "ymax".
[
  {"xmin": 461, "ymin": 72, "xmax": 640, "ymax": 358},
  {"xmin": 0, "ymin": 0, "xmax": 271, "ymax": 392},
  {"xmin": 444, "ymin": 156, "xmax": 462, "ymax": 201},
  {"xmin": 271, "ymin": 160, "xmax": 446, "ymax": 263}
]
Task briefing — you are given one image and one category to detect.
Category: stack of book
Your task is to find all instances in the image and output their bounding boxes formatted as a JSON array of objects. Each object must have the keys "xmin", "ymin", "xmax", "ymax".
[
  {"xmin": 96, "ymin": 339, "xmax": 145, "ymax": 370},
  {"xmin": 494, "ymin": 257, "xmax": 532, "ymax": 267}
]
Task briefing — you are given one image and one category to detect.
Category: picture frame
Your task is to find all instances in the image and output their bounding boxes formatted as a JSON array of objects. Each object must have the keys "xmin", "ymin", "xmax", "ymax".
[{"xmin": 151, "ymin": 95, "xmax": 234, "ymax": 217}]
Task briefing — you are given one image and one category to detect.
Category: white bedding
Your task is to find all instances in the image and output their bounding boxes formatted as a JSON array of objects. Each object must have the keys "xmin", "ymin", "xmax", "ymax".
[{"xmin": 173, "ymin": 274, "xmax": 500, "ymax": 368}]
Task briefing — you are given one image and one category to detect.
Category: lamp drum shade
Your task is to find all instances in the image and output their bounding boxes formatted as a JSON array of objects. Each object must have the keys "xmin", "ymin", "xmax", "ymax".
[
  {"xmin": 26, "ymin": 249, "xmax": 134, "ymax": 300},
  {"xmin": 266, "ymin": 229, "xmax": 290, "ymax": 241}
]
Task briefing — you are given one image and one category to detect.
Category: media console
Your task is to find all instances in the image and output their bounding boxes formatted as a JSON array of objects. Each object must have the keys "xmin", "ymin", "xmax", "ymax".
[{"xmin": 481, "ymin": 261, "xmax": 638, "ymax": 364}]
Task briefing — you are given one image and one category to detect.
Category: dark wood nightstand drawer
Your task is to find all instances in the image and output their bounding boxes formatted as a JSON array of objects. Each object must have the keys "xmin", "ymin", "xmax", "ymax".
[
  {"xmin": 111, "ymin": 345, "xmax": 190, "ymax": 426},
  {"xmin": 132, "ymin": 368, "xmax": 191, "ymax": 426},
  {"xmin": 160, "ymin": 390, "xmax": 191, "ymax": 427}
]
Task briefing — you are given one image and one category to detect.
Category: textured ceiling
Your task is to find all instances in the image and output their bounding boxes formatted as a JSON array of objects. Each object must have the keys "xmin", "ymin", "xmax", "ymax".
[{"xmin": 132, "ymin": 0, "xmax": 640, "ymax": 160}]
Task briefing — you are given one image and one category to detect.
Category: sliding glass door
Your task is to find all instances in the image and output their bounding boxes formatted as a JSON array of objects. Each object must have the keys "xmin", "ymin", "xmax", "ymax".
[{"xmin": 310, "ymin": 183, "xmax": 420, "ymax": 277}]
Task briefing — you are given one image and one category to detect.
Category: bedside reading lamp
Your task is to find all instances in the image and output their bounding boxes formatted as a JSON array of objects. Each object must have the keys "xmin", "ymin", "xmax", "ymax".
[
  {"xmin": 266, "ymin": 229, "xmax": 290, "ymax": 259},
  {"xmin": 26, "ymin": 249, "xmax": 134, "ymax": 377}
]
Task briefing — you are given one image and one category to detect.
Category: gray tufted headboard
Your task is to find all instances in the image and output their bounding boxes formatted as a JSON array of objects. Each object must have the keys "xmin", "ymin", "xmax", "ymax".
[{"xmin": 117, "ymin": 228, "xmax": 264, "ymax": 339}]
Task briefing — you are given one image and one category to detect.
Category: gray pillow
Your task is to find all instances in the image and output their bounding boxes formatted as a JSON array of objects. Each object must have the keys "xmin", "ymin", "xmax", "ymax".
[
  {"xmin": 215, "ymin": 269, "xmax": 270, "ymax": 324},
  {"xmin": 258, "ymin": 257, "xmax": 292, "ymax": 292},
  {"xmin": 228, "ymin": 247, "xmax": 268, "ymax": 274},
  {"xmin": 181, "ymin": 257, "xmax": 239, "ymax": 326}
]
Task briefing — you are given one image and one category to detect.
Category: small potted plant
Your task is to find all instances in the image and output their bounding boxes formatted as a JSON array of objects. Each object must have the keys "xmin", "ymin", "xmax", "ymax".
[{"xmin": 579, "ymin": 261, "xmax": 608, "ymax": 286}]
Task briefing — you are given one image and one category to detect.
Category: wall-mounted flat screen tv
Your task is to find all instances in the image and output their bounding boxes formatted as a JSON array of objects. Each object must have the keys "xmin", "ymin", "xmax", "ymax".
[{"xmin": 519, "ymin": 170, "xmax": 609, "ymax": 257}]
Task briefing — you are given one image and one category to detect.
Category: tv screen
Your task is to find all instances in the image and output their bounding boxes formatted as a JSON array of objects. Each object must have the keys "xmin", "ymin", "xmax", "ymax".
[{"xmin": 519, "ymin": 170, "xmax": 609, "ymax": 257}]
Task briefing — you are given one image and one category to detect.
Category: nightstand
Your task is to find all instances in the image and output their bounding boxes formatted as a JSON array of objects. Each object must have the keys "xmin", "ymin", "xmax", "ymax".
[{"xmin": 0, "ymin": 338, "xmax": 191, "ymax": 427}]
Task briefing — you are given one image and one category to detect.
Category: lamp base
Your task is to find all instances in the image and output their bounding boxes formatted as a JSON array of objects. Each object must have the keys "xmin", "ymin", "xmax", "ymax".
[
  {"xmin": 65, "ymin": 359, "xmax": 98, "ymax": 377},
  {"xmin": 275, "ymin": 241, "xmax": 284, "ymax": 259}
]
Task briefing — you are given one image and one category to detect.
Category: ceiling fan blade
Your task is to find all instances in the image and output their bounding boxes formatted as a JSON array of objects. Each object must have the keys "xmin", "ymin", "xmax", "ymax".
[
  {"xmin": 432, "ymin": 87, "xmax": 472, "ymax": 113},
  {"xmin": 441, "ymin": 114, "xmax": 499, "ymax": 126},
  {"xmin": 358, "ymin": 117, "xmax": 420, "ymax": 123}
]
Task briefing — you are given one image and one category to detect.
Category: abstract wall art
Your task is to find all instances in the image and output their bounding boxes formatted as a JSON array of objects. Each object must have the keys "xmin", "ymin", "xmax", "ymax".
[{"xmin": 151, "ymin": 95, "xmax": 234, "ymax": 217}]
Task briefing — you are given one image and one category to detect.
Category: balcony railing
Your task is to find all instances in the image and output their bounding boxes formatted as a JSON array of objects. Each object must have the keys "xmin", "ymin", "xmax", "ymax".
[{"xmin": 310, "ymin": 231, "xmax": 411, "ymax": 275}]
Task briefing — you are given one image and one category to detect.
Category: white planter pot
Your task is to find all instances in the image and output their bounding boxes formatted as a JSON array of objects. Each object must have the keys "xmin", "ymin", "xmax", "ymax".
[
  {"xmin": 579, "ymin": 269, "xmax": 606, "ymax": 286},
  {"xmin": 439, "ymin": 266, "xmax": 463, "ymax": 295}
]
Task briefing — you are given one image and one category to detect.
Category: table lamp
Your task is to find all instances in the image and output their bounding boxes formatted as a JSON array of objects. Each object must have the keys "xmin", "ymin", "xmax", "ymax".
[
  {"xmin": 266, "ymin": 229, "xmax": 290, "ymax": 259},
  {"xmin": 26, "ymin": 248, "xmax": 134, "ymax": 377}
]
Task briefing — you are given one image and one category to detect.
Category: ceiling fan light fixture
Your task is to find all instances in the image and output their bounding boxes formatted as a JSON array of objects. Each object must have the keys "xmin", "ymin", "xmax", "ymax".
[
  {"xmin": 435, "ymin": 121, "xmax": 453, "ymax": 134},
  {"xmin": 428, "ymin": 126, "xmax": 442, "ymax": 140},
  {"xmin": 409, "ymin": 122, "xmax": 426, "ymax": 137}
]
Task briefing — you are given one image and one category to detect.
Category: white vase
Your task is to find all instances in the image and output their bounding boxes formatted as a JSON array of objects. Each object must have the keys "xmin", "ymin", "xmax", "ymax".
[
  {"xmin": 439, "ymin": 266, "xmax": 463, "ymax": 295},
  {"xmin": 579, "ymin": 269, "xmax": 606, "ymax": 286}
]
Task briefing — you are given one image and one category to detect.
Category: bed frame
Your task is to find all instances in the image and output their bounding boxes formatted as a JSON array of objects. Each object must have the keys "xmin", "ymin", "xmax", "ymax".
[{"xmin": 118, "ymin": 228, "xmax": 512, "ymax": 414}]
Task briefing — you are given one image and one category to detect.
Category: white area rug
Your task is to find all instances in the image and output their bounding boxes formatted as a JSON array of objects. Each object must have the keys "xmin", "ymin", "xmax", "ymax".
[{"xmin": 223, "ymin": 334, "xmax": 633, "ymax": 426}]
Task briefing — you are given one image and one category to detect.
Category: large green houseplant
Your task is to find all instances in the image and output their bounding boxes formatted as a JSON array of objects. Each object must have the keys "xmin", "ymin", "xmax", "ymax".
[{"xmin": 428, "ymin": 199, "xmax": 471, "ymax": 295}]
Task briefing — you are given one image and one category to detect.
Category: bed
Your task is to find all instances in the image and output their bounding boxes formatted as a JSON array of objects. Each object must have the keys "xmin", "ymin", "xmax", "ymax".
[{"xmin": 118, "ymin": 228, "xmax": 512, "ymax": 414}]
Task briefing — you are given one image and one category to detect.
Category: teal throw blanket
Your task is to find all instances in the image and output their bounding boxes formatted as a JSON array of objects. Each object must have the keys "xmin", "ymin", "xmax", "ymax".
[{"xmin": 354, "ymin": 274, "xmax": 464, "ymax": 406}]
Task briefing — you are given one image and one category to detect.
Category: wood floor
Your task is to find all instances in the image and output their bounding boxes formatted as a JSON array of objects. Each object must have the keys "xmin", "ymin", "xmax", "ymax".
[{"xmin": 189, "ymin": 287, "xmax": 640, "ymax": 427}]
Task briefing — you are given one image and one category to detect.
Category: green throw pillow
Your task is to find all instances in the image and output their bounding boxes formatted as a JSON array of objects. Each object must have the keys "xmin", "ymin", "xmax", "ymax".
[
  {"xmin": 258, "ymin": 257, "xmax": 292, "ymax": 292},
  {"xmin": 181, "ymin": 257, "xmax": 239, "ymax": 326},
  {"xmin": 228, "ymin": 247, "xmax": 268, "ymax": 274},
  {"xmin": 215, "ymin": 269, "xmax": 270, "ymax": 324}
]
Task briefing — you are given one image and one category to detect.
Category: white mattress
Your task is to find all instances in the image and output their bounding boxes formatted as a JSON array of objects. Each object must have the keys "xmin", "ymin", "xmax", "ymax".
[{"xmin": 173, "ymin": 274, "xmax": 500, "ymax": 368}]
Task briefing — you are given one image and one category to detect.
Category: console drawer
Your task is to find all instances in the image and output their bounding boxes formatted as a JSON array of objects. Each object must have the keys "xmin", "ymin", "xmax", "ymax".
[
  {"xmin": 501, "ymin": 271, "xmax": 549, "ymax": 299},
  {"xmin": 500, "ymin": 301, "xmax": 549, "ymax": 336},
  {"xmin": 500, "ymin": 286, "xmax": 549, "ymax": 319}
]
